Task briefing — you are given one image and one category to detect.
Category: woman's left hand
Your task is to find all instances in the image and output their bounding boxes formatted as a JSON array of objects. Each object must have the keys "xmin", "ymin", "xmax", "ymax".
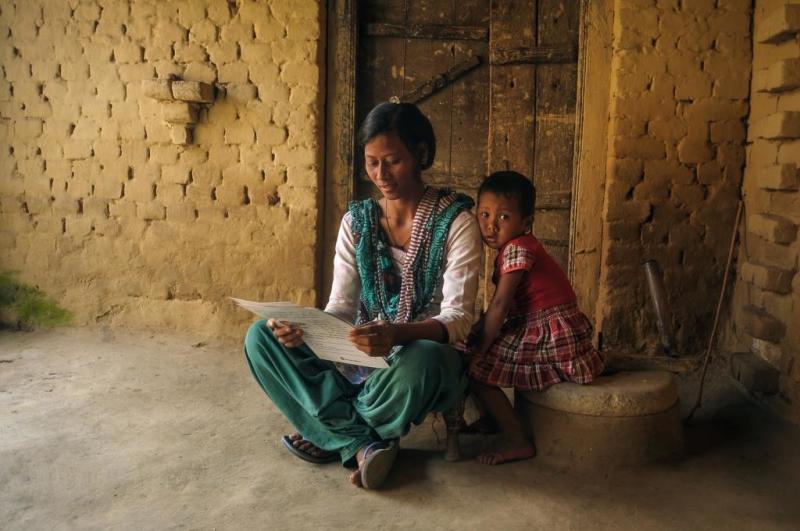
[{"xmin": 348, "ymin": 322, "xmax": 398, "ymax": 357}]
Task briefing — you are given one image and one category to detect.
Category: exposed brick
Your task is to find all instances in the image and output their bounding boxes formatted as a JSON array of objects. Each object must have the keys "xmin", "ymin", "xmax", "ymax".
[
  {"xmin": 207, "ymin": 1, "xmax": 232, "ymax": 25},
  {"xmin": 677, "ymin": 136, "xmax": 713, "ymax": 163},
  {"xmin": 157, "ymin": 183, "xmax": 185, "ymax": 203},
  {"xmin": 63, "ymin": 141, "xmax": 92, "ymax": 160},
  {"xmin": 220, "ymin": 21, "xmax": 255, "ymax": 43},
  {"xmin": 225, "ymin": 84, "xmax": 259, "ymax": 104},
  {"xmin": 214, "ymin": 183, "xmax": 247, "ymax": 207},
  {"xmin": 770, "ymin": 190, "xmax": 800, "ymax": 225},
  {"xmin": 207, "ymin": 42, "xmax": 238, "ymax": 65},
  {"xmin": 94, "ymin": 179, "xmax": 123, "ymax": 200},
  {"xmin": 162, "ymin": 165, "xmax": 191, "ymax": 185},
  {"xmin": 758, "ymin": 163, "xmax": 799, "ymax": 191},
  {"xmin": 755, "ymin": 59, "xmax": 800, "ymax": 93},
  {"xmin": 729, "ymin": 352, "xmax": 780, "ymax": 395},
  {"xmin": 177, "ymin": 2, "xmax": 206, "ymax": 28},
  {"xmin": 171, "ymin": 81, "xmax": 215, "ymax": 103},
  {"xmin": 710, "ymin": 120, "xmax": 746, "ymax": 143},
  {"xmin": 741, "ymin": 261, "xmax": 795, "ymax": 294},
  {"xmin": 190, "ymin": 20, "xmax": 218, "ymax": 45},
  {"xmin": 757, "ymin": 4, "xmax": 800, "ymax": 44},
  {"xmin": 13, "ymin": 119, "xmax": 43, "ymax": 139},
  {"xmin": 748, "ymin": 112, "xmax": 800, "ymax": 140},
  {"xmin": 170, "ymin": 126, "xmax": 193, "ymax": 145},
  {"xmin": 114, "ymin": 42, "xmax": 143, "ymax": 64},
  {"xmin": 174, "ymin": 43, "xmax": 208, "ymax": 63},
  {"xmin": 739, "ymin": 305, "xmax": 786, "ymax": 343},
  {"xmin": 675, "ymin": 73, "xmax": 712, "ymax": 100},
  {"xmin": 778, "ymin": 141, "xmax": 799, "ymax": 165},
  {"xmin": 136, "ymin": 201, "xmax": 166, "ymax": 221},
  {"xmin": 126, "ymin": 179, "xmax": 155, "ymax": 202},
  {"xmin": 224, "ymin": 122, "xmax": 255, "ymax": 145},
  {"xmin": 161, "ymin": 102, "xmax": 199, "ymax": 124},
  {"xmin": 166, "ymin": 203, "xmax": 198, "ymax": 223},
  {"xmin": 749, "ymin": 214, "xmax": 798, "ymax": 245},
  {"xmin": 149, "ymin": 145, "xmax": 180, "ymax": 165},
  {"xmin": 118, "ymin": 63, "xmax": 156, "ymax": 82},
  {"xmin": 613, "ymin": 136, "xmax": 665, "ymax": 160},
  {"xmin": 182, "ymin": 62, "xmax": 217, "ymax": 84},
  {"xmin": 606, "ymin": 221, "xmax": 640, "ymax": 241},
  {"xmin": 218, "ymin": 62, "xmax": 250, "ymax": 84},
  {"xmin": 751, "ymin": 338, "xmax": 791, "ymax": 372},
  {"xmin": 648, "ymin": 118, "xmax": 686, "ymax": 141}
]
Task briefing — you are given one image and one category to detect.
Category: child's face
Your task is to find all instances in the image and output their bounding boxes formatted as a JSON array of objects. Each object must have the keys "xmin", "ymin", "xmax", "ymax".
[{"xmin": 476, "ymin": 192, "xmax": 532, "ymax": 249}]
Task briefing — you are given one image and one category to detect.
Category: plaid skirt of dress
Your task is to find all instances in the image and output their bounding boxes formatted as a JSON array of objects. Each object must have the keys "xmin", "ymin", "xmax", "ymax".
[{"xmin": 468, "ymin": 301, "xmax": 605, "ymax": 391}]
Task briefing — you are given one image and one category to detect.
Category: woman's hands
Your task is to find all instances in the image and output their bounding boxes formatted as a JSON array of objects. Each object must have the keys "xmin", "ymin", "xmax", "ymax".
[
  {"xmin": 267, "ymin": 319, "xmax": 305, "ymax": 348},
  {"xmin": 348, "ymin": 321, "xmax": 398, "ymax": 357}
]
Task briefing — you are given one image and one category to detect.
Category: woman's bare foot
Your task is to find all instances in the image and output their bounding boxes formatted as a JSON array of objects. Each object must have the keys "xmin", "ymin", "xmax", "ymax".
[
  {"xmin": 349, "ymin": 447, "xmax": 366, "ymax": 487},
  {"xmin": 287, "ymin": 432, "xmax": 335, "ymax": 459},
  {"xmin": 348, "ymin": 441, "xmax": 398, "ymax": 489},
  {"xmin": 477, "ymin": 435, "xmax": 536, "ymax": 465}
]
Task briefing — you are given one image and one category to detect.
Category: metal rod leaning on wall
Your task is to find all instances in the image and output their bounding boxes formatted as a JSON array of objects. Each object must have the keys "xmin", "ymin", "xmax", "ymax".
[
  {"xmin": 643, "ymin": 260, "xmax": 679, "ymax": 358},
  {"xmin": 685, "ymin": 199, "xmax": 744, "ymax": 423}
]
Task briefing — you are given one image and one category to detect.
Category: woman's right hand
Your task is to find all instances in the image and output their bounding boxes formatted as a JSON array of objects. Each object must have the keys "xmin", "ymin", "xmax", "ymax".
[{"xmin": 267, "ymin": 319, "xmax": 305, "ymax": 348}]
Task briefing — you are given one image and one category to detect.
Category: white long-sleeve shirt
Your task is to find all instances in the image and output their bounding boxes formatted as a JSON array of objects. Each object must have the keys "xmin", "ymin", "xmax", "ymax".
[{"xmin": 324, "ymin": 210, "xmax": 482, "ymax": 344}]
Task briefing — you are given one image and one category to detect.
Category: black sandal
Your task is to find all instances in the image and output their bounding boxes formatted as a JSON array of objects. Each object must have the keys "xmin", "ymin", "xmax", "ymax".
[{"xmin": 281, "ymin": 434, "xmax": 338, "ymax": 464}]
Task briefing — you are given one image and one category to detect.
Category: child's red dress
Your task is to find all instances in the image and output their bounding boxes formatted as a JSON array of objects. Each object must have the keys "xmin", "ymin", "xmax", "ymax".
[{"xmin": 468, "ymin": 234, "xmax": 605, "ymax": 390}]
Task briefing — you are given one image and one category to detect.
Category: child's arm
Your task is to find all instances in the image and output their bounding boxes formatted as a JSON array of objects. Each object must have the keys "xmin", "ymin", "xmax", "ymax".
[{"xmin": 473, "ymin": 270, "xmax": 526, "ymax": 355}]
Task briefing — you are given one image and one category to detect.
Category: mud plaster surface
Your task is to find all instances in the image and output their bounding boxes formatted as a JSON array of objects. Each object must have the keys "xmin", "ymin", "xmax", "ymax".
[{"xmin": 1, "ymin": 327, "xmax": 799, "ymax": 530}]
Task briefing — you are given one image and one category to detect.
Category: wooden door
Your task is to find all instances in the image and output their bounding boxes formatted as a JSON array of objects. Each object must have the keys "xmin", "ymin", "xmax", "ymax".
[{"xmin": 323, "ymin": 0, "xmax": 580, "ymax": 305}]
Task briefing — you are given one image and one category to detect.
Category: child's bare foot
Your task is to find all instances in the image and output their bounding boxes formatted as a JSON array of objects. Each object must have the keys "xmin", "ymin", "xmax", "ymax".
[{"xmin": 477, "ymin": 435, "xmax": 536, "ymax": 465}]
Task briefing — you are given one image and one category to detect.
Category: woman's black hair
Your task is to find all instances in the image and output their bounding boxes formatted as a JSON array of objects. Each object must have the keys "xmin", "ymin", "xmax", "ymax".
[
  {"xmin": 478, "ymin": 171, "xmax": 536, "ymax": 219},
  {"xmin": 357, "ymin": 102, "xmax": 436, "ymax": 170}
]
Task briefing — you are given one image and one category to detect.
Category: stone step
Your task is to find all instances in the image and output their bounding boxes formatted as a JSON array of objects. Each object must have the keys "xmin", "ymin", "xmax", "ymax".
[{"xmin": 516, "ymin": 371, "xmax": 683, "ymax": 469}]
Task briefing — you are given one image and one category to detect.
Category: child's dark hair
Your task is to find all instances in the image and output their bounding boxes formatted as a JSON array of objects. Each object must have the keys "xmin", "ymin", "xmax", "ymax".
[
  {"xmin": 357, "ymin": 102, "xmax": 436, "ymax": 170},
  {"xmin": 478, "ymin": 171, "xmax": 536, "ymax": 218}
]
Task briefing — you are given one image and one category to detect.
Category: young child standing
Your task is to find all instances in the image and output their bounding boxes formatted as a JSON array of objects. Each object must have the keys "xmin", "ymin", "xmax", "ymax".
[{"xmin": 468, "ymin": 171, "xmax": 605, "ymax": 465}]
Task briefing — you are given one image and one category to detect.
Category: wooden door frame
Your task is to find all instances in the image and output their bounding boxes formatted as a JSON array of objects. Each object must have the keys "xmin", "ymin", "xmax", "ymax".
[
  {"xmin": 321, "ymin": 0, "xmax": 612, "ymax": 324},
  {"xmin": 321, "ymin": 0, "xmax": 357, "ymax": 305}
]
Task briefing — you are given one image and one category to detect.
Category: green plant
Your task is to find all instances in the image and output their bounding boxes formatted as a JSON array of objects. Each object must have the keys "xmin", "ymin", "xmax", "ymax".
[{"xmin": 0, "ymin": 271, "xmax": 72, "ymax": 328}]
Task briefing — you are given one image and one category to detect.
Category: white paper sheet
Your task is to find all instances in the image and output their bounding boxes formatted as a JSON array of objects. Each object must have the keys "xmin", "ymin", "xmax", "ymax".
[{"xmin": 231, "ymin": 297, "xmax": 389, "ymax": 369}]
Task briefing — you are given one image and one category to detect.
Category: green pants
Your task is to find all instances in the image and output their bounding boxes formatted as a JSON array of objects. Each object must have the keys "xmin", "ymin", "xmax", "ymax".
[{"xmin": 244, "ymin": 320, "xmax": 465, "ymax": 464}]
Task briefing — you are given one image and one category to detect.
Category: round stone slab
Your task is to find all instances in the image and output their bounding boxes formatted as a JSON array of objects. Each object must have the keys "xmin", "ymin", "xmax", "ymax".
[{"xmin": 517, "ymin": 370, "xmax": 678, "ymax": 417}]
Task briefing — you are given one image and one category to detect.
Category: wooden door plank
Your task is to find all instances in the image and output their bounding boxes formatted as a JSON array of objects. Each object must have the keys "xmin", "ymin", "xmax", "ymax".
[
  {"xmin": 450, "ymin": 39, "xmax": 489, "ymax": 186},
  {"xmin": 531, "ymin": 0, "xmax": 578, "ymax": 270},
  {"xmin": 403, "ymin": 1, "xmax": 456, "ymax": 179},
  {"xmin": 453, "ymin": 0, "xmax": 491, "ymax": 26},
  {"xmin": 488, "ymin": 0, "xmax": 537, "ymax": 176},
  {"xmin": 363, "ymin": 0, "xmax": 406, "ymax": 24},
  {"xmin": 365, "ymin": 22, "xmax": 488, "ymax": 40}
]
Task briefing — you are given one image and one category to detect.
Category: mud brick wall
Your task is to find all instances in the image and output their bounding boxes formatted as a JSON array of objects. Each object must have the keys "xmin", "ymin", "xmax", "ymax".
[
  {"xmin": 725, "ymin": 0, "xmax": 800, "ymax": 421},
  {"xmin": 596, "ymin": 0, "xmax": 752, "ymax": 354},
  {"xmin": 0, "ymin": 1, "xmax": 323, "ymax": 338}
]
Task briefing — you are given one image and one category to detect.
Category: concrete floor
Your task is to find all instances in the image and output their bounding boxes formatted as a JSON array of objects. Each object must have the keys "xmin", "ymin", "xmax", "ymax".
[{"xmin": 1, "ymin": 327, "xmax": 799, "ymax": 530}]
